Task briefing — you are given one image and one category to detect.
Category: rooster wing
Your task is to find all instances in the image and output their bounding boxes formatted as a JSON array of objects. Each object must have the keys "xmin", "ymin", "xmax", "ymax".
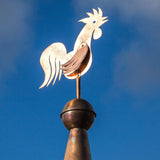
[{"xmin": 62, "ymin": 43, "xmax": 90, "ymax": 78}]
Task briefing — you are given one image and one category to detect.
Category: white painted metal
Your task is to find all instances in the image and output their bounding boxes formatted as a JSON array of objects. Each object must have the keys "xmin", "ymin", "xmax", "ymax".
[{"xmin": 39, "ymin": 8, "xmax": 108, "ymax": 88}]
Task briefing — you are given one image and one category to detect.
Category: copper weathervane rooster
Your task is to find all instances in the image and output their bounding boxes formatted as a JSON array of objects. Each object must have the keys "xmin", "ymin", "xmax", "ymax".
[{"xmin": 39, "ymin": 8, "xmax": 108, "ymax": 97}]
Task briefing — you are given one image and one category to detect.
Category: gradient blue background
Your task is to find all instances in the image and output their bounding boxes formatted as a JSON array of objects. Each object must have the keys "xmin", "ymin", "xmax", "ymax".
[{"xmin": 0, "ymin": 0, "xmax": 160, "ymax": 160}]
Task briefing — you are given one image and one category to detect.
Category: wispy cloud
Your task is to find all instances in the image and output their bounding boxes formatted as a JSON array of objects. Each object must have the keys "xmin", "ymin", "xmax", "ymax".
[
  {"xmin": 114, "ymin": 44, "xmax": 160, "ymax": 95},
  {"xmin": 72, "ymin": 0, "xmax": 160, "ymax": 20},
  {"xmin": 0, "ymin": 0, "xmax": 33, "ymax": 80},
  {"xmin": 110, "ymin": 0, "xmax": 160, "ymax": 95}
]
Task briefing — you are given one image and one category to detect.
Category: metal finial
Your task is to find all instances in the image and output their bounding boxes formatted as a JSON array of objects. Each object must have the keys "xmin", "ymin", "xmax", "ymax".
[{"xmin": 60, "ymin": 99, "xmax": 96, "ymax": 160}]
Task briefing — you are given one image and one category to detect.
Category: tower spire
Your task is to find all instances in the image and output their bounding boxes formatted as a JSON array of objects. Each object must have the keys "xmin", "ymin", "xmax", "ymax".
[{"xmin": 60, "ymin": 99, "xmax": 96, "ymax": 160}]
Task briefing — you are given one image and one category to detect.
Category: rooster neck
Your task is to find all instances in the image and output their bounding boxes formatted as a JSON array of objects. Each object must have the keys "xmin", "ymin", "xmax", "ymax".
[{"xmin": 73, "ymin": 25, "xmax": 94, "ymax": 51}]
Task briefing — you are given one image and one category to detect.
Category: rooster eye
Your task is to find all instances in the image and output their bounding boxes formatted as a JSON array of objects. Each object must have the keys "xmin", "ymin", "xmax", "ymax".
[
  {"xmin": 93, "ymin": 20, "xmax": 96, "ymax": 24},
  {"xmin": 81, "ymin": 43, "xmax": 86, "ymax": 47}
]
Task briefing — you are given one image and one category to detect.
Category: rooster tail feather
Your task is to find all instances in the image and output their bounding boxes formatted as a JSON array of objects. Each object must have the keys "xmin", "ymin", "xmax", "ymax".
[
  {"xmin": 46, "ymin": 56, "xmax": 56, "ymax": 87},
  {"xmin": 52, "ymin": 59, "xmax": 60, "ymax": 86},
  {"xmin": 39, "ymin": 42, "xmax": 67, "ymax": 89},
  {"xmin": 39, "ymin": 53, "xmax": 52, "ymax": 89}
]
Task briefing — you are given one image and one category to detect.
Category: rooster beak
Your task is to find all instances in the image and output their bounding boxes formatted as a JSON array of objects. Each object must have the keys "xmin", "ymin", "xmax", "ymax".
[{"xmin": 78, "ymin": 18, "xmax": 89, "ymax": 24}]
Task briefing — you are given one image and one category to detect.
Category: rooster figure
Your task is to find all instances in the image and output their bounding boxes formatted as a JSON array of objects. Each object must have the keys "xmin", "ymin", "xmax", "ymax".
[{"xmin": 39, "ymin": 8, "xmax": 108, "ymax": 91}]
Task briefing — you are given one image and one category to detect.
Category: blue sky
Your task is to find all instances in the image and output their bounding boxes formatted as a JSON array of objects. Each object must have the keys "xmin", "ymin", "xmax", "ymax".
[{"xmin": 0, "ymin": 0, "xmax": 160, "ymax": 160}]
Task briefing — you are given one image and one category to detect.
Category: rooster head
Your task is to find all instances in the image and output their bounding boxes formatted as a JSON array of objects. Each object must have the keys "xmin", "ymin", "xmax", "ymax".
[{"xmin": 79, "ymin": 8, "xmax": 108, "ymax": 40}]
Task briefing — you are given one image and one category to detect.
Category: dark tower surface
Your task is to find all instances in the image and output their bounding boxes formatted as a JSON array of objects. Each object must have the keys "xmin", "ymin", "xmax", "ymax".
[{"xmin": 61, "ymin": 98, "xmax": 96, "ymax": 160}]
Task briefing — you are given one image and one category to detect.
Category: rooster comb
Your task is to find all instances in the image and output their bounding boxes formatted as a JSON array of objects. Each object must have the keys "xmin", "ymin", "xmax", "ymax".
[
  {"xmin": 79, "ymin": 8, "xmax": 108, "ymax": 24},
  {"xmin": 87, "ymin": 8, "xmax": 103, "ymax": 17}
]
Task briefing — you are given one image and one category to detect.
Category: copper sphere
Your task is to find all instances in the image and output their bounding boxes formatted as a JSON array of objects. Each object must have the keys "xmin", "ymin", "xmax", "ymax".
[{"xmin": 60, "ymin": 99, "xmax": 96, "ymax": 130}]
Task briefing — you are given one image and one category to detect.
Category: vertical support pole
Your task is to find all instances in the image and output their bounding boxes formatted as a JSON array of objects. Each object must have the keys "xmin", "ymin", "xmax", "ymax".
[{"xmin": 76, "ymin": 76, "xmax": 81, "ymax": 99}]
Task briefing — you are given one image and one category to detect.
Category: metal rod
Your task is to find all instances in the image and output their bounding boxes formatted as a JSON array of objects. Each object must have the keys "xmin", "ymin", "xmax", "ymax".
[{"xmin": 76, "ymin": 76, "xmax": 81, "ymax": 99}]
